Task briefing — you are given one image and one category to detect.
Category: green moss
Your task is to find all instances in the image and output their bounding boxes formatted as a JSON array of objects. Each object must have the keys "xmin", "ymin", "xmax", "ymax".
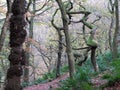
[{"xmin": 87, "ymin": 35, "xmax": 98, "ymax": 47}]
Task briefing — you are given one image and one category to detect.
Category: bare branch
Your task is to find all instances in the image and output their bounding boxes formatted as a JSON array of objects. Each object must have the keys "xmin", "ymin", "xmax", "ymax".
[
  {"xmin": 91, "ymin": 15, "xmax": 102, "ymax": 24},
  {"xmin": 35, "ymin": 0, "xmax": 51, "ymax": 12},
  {"xmin": 35, "ymin": 6, "xmax": 52, "ymax": 16},
  {"xmin": 50, "ymin": 40, "xmax": 66, "ymax": 47},
  {"xmin": 78, "ymin": 2, "xmax": 86, "ymax": 10},
  {"xmin": 67, "ymin": 11, "xmax": 91, "ymax": 15},
  {"xmin": 81, "ymin": 20, "xmax": 93, "ymax": 29},
  {"xmin": 26, "ymin": 0, "xmax": 32, "ymax": 11},
  {"xmin": 72, "ymin": 47, "xmax": 90, "ymax": 50},
  {"xmin": 51, "ymin": 9, "xmax": 65, "ymax": 30}
]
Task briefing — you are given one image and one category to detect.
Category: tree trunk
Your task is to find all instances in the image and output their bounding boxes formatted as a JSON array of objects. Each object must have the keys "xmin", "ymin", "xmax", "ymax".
[
  {"xmin": 109, "ymin": 15, "xmax": 114, "ymax": 55},
  {"xmin": 56, "ymin": 30, "xmax": 63, "ymax": 78},
  {"xmin": 56, "ymin": 0, "xmax": 75, "ymax": 79},
  {"xmin": 5, "ymin": 0, "xmax": 27, "ymax": 90},
  {"xmin": 116, "ymin": 0, "xmax": 120, "ymax": 54},
  {"xmin": 91, "ymin": 47, "xmax": 99, "ymax": 72},
  {"xmin": 0, "ymin": 0, "xmax": 12, "ymax": 52},
  {"xmin": 24, "ymin": 0, "xmax": 35, "ymax": 83},
  {"xmin": 112, "ymin": 0, "xmax": 119, "ymax": 59},
  {"xmin": 108, "ymin": 0, "xmax": 115, "ymax": 56}
]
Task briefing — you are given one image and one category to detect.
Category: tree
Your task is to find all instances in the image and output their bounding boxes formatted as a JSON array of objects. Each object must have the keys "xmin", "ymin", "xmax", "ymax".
[
  {"xmin": 5, "ymin": 0, "xmax": 27, "ymax": 90},
  {"xmin": 109, "ymin": 0, "xmax": 119, "ymax": 59},
  {"xmin": 0, "ymin": 0, "xmax": 12, "ymax": 52},
  {"xmin": 51, "ymin": 9, "xmax": 63, "ymax": 78},
  {"xmin": 108, "ymin": 0, "xmax": 115, "ymax": 55},
  {"xmin": 23, "ymin": 0, "xmax": 52, "ymax": 82},
  {"xmin": 112, "ymin": 0, "xmax": 119, "ymax": 59},
  {"xmin": 56, "ymin": 0, "xmax": 75, "ymax": 79},
  {"xmin": 23, "ymin": 0, "xmax": 35, "ymax": 83}
]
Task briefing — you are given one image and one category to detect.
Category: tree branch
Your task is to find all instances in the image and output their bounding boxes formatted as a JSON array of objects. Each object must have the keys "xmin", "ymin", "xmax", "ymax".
[
  {"xmin": 67, "ymin": 11, "xmax": 91, "ymax": 15},
  {"xmin": 35, "ymin": 0, "xmax": 51, "ymax": 12},
  {"xmin": 51, "ymin": 9, "xmax": 65, "ymax": 30}
]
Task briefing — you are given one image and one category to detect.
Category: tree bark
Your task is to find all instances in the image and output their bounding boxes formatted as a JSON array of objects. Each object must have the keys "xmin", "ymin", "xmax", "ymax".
[
  {"xmin": 112, "ymin": 0, "xmax": 119, "ymax": 59},
  {"xmin": 24, "ymin": 0, "xmax": 35, "ymax": 83},
  {"xmin": 91, "ymin": 47, "xmax": 99, "ymax": 72},
  {"xmin": 56, "ymin": 0, "xmax": 75, "ymax": 79},
  {"xmin": 56, "ymin": 30, "xmax": 63, "ymax": 78},
  {"xmin": 5, "ymin": 0, "xmax": 27, "ymax": 90}
]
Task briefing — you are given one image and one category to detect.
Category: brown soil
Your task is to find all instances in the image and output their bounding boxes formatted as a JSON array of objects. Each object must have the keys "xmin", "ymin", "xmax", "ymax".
[
  {"xmin": 23, "ymin": 73, "xmax": 69, "ymax": 90},
  {"xmin": 104, "ymin": 81, "xmax": 120, "ymax": 90}
]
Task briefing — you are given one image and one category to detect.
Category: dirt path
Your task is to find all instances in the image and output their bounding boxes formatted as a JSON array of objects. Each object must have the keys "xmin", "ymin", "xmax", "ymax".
[
  {"xmin": 23, "ymin": 73, "xmax": 69, "ymax": 90},
  {"xmin": 23, "ymin": 71, "xmax": 120, "ymax": 90},
  {"xmin": 104, "ymin": 81, "xmax": 120, "ymax": 90}
]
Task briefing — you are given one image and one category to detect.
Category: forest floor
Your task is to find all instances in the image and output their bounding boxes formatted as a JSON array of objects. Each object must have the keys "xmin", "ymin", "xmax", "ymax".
[
  {"xmin": 23, "ymin": 72, "xmax": 120, "ymax": 90},
  {"xmin": 23, "ymin": 73, "xmax": 69, "ymax": 90}
]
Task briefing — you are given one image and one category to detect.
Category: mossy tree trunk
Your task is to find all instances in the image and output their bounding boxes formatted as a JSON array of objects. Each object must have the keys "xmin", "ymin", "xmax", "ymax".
[{"xmin": 5, "ymin": 0, "xmax": 27, "ymax": 90}]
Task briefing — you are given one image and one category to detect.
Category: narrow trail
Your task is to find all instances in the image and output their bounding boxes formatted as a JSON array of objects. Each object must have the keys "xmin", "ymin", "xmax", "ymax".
[
  {"xmin": 23, "ymin": 71, "xmax": 120, "ymax": 90},
  {"xmin": 23, "ymin": 73, "xmax": 69, "ymax": 90}
]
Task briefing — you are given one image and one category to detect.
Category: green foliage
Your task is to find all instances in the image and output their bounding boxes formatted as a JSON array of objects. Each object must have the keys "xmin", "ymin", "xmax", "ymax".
[
  {"xmin": 42, "ymin": 72, "xmax": 56, "ymax": 81},
  {"xmin": 101, "ymin": 58, "xmax": 120, "ymax": 88},
  {"xmin": 22, "ymin": 82, "xmax": 30, "ymax": 88},
  {"xmin": 102, "ymin": 74, "xmax": 112, "ymax": 79},
  {"xmin": 110, "ymin": 59, "xmax": 120, "ymax": 80},
  {"xmin": 79, "ymin": 51, "xmax": 112, "ymax": 73},
  {"xmin": 96, "ymin": 51, "xmax": 112, "ymax": 72},
  {"xmin": 23, "ymin": 51, "xmax": 119, "ymax": 89},
  {"xmin": 60, "ymin": 65, "xmax": 69, "ymax": 73},
  {"xmin": 34, "ymin": 78, "xmax": 47, "ymax": 85},
  {"xmin": 42, "ymin": 65, "xmax": 69, "ymax": 81},
  {"xmin": 57, "ymin": 67, "xmax": 93, "ymax": 90},
  {"xmin": 102, "ymin": 51, "xmax": 113, "ymax": 62},
  {"xmin": 22, "ymin": 65, "xmax": 69, "ymax": 88},
  {"xmin": 80, "ymin": 82, "xmax": 93, "ymax": 90},
  {"xmin": 75, "ymin": 68, "xmax": 90, "ymax": 82},
  {"xmin": 22, "ymin": 78, "xmax": 48, "ymax": 88}
]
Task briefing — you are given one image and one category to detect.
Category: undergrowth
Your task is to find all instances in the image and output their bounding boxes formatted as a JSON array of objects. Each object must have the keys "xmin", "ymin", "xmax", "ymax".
[
  {"xmin": 56, "ymin": 66, "xmax": 93, "ymax": 90},
  {"xmin": 56, "ymin": 51, "xmax": 115, "ymax": 90},
  {"xmin": 23, "ymin": 50, "xmax": 120, "ymax": 90},
  {"xmin": 101, "ymin": 58, "xmax": 120, "ymax": 88},
  {"xmin": 22, "ymin": 65, "xmax": 69, "ymax": 88}
]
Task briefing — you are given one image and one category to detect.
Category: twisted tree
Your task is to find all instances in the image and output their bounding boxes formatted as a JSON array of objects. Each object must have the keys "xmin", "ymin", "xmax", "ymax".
[{"xmin": 5, "ymin": 0, "xmax": 27, "ymax": 90}]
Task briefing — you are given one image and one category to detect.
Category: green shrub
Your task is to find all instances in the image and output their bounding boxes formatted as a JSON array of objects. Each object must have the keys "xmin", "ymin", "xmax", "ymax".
[
  {"xmin": 97, "ymin": 52, "xmax": 112, "ymax": 72},
  {"xmin": 22, "ymin": 82, "xmax": 30, "ymax": 88},
  {"xmin": 42, "ymin": 72, "xmax": 56, "ymax": 81},
  {"xmin": 57, "ymin": 67, "xmax": 93, "ymax": 90},
  {"xmin": 102, "ymin": 74, "xmax": 112, "ymax": 79},
  {"xmin": 34, "ymin": 78, "xmax": 48, "ymax": 85},
  {"xmin": 102, "ymin": 58, "xmax": 120, "ymax": 88},
  {"xmin": 109, "ymin": 59, "xmax": 120, "ymax": 80},
  {"xmin": 61, "ymin": 65, "xmax": 69, "ymax": 73}
]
